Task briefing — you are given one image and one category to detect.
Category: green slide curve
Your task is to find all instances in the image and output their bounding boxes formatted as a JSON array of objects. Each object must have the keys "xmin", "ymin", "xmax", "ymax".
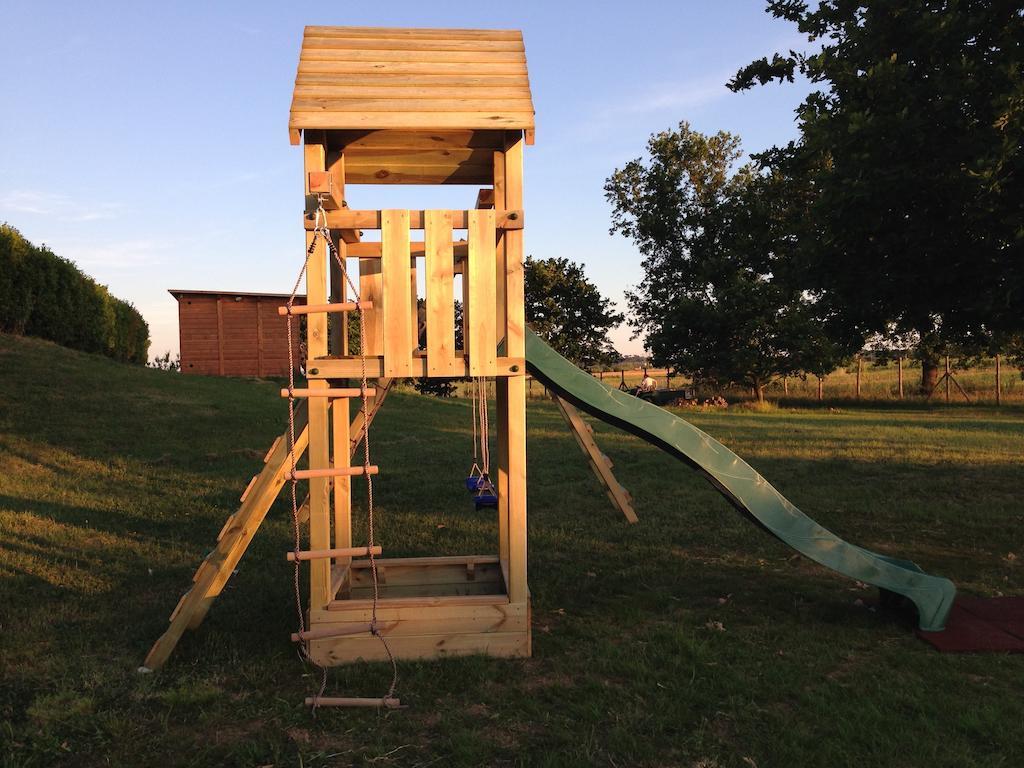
[{"xmin": 525, "ymin": 328, "xmax": 955, "ymax": 632}]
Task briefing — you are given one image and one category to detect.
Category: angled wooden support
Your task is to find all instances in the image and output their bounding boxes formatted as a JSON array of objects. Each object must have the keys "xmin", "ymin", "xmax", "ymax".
[{"xmin": 550, "ymin": 393, "xmax": 638, "ymax": 524}]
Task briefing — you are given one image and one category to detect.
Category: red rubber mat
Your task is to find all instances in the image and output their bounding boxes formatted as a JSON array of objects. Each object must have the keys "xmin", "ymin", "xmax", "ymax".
[{"xmin": 917, "ymin": 596, "xmax": 1024, "ymax": 652}]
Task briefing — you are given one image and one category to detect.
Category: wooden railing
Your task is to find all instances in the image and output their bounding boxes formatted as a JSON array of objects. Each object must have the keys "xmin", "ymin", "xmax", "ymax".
[{"xmin": 304, "ymin": 209, "xmax": 524, "ymax": 380}]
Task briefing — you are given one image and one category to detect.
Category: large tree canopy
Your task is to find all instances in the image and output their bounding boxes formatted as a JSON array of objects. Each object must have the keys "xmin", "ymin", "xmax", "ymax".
[
  {"xmin": 524, "ymin": 256, "xmax": 624, "ymax": 368},
  {"xmin": 730, "ymin": 0, "xmax": 1024, "ymax": 366},
  {"xmin": 605, "ymin": 122, "xmax": 852, "ymax": 398}
]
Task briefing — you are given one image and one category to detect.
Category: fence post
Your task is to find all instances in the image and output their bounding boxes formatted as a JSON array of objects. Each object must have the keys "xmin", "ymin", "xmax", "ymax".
[
  {"xmin": 783, "ymin": 376, "xmax": 789, "ymax": 396},
  {"xmin": 817, "ymin": 376, "xmax": 823, "ymax": 402},
  {"xmin": 945, "ymin": 355, "xmax": 951, "ymax": 403},
  {"xmin": 995, "ymin": 353, "xmax": 1001, "ymax": 406},
  {"xmin": 897, "ymin": 356, "xmax": 904, "ymax": 400},
  {"xmin": 856, "ymin": 356, "xmax": 862, "ymax": 400}
]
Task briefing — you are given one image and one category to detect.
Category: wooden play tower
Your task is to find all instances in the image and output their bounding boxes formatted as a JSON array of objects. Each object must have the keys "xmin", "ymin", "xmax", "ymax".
[
  {"xmin": 286, "ymin": 25, "xmax": 534, "ymax": 665},
  {"xmin": 143, "ymin": 26, "xmax": 536, "ymax": 673}
]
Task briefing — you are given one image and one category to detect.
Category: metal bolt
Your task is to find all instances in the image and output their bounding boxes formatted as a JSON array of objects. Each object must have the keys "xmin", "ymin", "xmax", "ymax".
[
  {"xmin": 310, "ymin": 368, "xmax": 319, "ymax": 375},
  {"xmin": 510, "ymin": 364, "xmax": 520, "ymax": 373}
]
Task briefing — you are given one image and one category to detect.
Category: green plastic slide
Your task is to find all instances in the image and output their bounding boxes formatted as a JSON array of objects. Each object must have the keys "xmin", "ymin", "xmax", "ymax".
[{"xmin": 525, "ymin": 328, "xmax": 955, "ymax": 631}]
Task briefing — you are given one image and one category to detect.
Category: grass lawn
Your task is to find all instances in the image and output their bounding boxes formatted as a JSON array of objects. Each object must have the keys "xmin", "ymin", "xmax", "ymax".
[{"xmin": 2, "ymin": 332, "xmax": 1023, "ymax": 767}]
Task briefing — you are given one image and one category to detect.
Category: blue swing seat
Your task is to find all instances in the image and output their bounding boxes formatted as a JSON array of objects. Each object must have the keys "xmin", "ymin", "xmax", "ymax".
[
  {"xmin": 472, "ymin": 473, "xmax": 498, "ymax": 509},
  {"xmin": 465, "ymin": 475, "xmax": 485, "ymax": 492},
  {"xmin": 474, "ymin": 490, "xmax": 498, "ymax": 509}
]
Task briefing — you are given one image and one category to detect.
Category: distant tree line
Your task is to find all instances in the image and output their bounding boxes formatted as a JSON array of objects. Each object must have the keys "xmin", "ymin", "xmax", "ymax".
[
  {"xmin": 605, "ymin": 0, "xmax": 1023, "ymax": 400},
  {"xmin": 0, "ymin": 224, "xmax": 150, "ymax": 364}
]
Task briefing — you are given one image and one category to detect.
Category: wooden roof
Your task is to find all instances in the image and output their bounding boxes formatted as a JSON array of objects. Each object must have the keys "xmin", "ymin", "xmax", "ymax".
[{"xmin": 289, "ymin": 26, "xmax": 535, "ymax": 144}]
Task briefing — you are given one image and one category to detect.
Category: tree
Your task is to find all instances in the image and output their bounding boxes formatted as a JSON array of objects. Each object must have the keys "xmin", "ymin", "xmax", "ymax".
[
  {"xmin": 605, "ymin": 122, "xmax": 853, "ymax": 401},
  {"xmin": 524, "ymin": 256, "xmax": 624, "ymax": 368},
  {"xmin": 730, "ymin": 0, "xmax": 1024, "ymax": 390},
  {"xmin": 413, "ymin": 300, "xmax": 464, "ymax": 397}
]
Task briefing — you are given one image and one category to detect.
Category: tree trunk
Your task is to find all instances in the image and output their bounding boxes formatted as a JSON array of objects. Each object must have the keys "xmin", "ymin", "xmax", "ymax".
[{"xmin": 921, "ymin": 357, "xmax": 940, "ymax": 395}]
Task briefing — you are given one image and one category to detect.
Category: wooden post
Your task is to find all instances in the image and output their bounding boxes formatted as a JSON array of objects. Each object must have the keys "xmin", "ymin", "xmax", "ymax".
[
  {"xmin": 945, "ymin": 355, "xmax": 951, "ymax": 403},
  {"xmin": 500, "ymin": 130, "xmax": 528, "ymax": 607},
  {"xmin": 304, "ymin": 132, "xmax": 332, "ymax": 611},
  {"xmin": 492, "ymin": 146, "xmax": 511, "ymax": 568},
  {"xmin": 817, "ymin": 376, "xmax": 823, "ymax": 402},
  {"xmin": 783, "ymin": 376, "xmax": 788, "ymax": 396},
  {"xmin": 995, "ymin": 353, "xmax": 1002, "ymax": 406},
  {"xmin": 897, "ymin": 356, "xmax": 904, "ymax": 399},
  {"xmin": 856, "ymin": 356, "xmax": 862, "ymax": 399}
]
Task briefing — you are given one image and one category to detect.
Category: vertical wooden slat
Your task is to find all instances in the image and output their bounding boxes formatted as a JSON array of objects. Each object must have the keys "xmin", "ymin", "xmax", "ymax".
[
  {"xmin": 467, "ymin": 209, "xmax": 497, "ymax": 376},
  {"xmin": 305, "ymin": 133, "xmax": 332, "ymax": 610},
  {"xmin": 425, "ymin": 210, "xmax": 456, "ymax": 375},
  {"xmin": 502, "ymin": 131, "xmax": 528, "ymax": 606},
  {"xmin": 382, "ymin": 209, "xmax": 414, "ymax": 377},
  {"xmin": 359, "ymin": 259, "xmax": 383, "ymax": 356}
]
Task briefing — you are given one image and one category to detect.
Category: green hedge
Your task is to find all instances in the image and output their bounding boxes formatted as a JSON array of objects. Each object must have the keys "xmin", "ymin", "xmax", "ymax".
[{"xmin": 0, "ymin": 224, "xmax": 150, "ymax": 364}]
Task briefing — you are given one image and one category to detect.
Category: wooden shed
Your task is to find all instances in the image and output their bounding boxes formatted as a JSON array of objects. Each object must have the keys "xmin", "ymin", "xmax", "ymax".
[{"xmin": 169, "ymin": 289, "xmax": 306, "ymax": 377}]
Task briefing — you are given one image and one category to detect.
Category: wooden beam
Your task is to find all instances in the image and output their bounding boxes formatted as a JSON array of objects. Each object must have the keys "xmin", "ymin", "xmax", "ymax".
[
  {"xmin": 551, "ymin": 393, "xmax": 638, "ymax": 524},
  {"xmin": 307, "ymin": 208, "xmax": 523, "ymax": 231},
  {"xmin": 306, "ymin": 355, "xmax": 522, "ymax": 379},
  {"xmin": 345, "ymin": 240, "xmax": 468, "ymax": 258},
  {"xmin": 475, "ymin": 188, "xmax": 495, "ymax": 209}
]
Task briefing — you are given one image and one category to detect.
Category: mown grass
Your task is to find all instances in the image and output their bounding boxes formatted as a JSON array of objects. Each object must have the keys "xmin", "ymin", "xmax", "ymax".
[{"xmin": 1, "ymin": 332, "xmax": 1023, "ymax": 767}]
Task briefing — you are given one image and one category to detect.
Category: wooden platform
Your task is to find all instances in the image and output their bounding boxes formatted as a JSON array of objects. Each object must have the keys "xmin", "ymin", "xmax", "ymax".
[{"xmin": 306, "ymin": 555, "xmax": 531, "ymax": 664}]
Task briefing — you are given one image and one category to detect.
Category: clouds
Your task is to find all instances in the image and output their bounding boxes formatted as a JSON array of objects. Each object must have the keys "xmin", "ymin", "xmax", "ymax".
[
  {"xmin": 0, "ymin": 190, "xmax": 124, "ymax": 223},
  {"xmin": 619, "ymin": 71, "xmax": 736, "ymax": 115},
  {"xmin": 57, "ymin": 238, "xmax": 170, "ymax": 269}
]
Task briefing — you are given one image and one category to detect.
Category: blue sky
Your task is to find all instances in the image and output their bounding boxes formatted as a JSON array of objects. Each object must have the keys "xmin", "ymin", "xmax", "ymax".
[{"xmin": 1, "ymin": 1, "xmax": 812, "ymax": 358}]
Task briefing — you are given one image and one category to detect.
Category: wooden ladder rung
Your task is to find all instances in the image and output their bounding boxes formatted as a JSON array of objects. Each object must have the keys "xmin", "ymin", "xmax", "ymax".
[
  {"xmin": 168, "ymin": 588, "xmax": 192, "ymax": 623},
  {"xmin": 192, "ymin": 558, "xmax": 213, "ymax": 583},
  {"xmin": 239, "ymin": 475, "xmax": 258, "ymax": 502},
  {"xmin": 304, "ymin": 697, "xmax": 401, "ymax": 709},
  {"xmin": 280, "ymin": 387, "xmax": 376, "ymax": 399},
  {"xmin": 278, "ymin": 301, "xmax": 372, "ymax": 316},
  {"xmin": 285, "ymin": 466, "xmax": 378, "ymax": 481},
  {"xmin": 263, "ymin": 435, "xmax": 282, "ymax": 463},
  {"xmin": 217, "ymin": 514, "xmax": 238, "ymax": 541},
  {"xmin": 287, "ymin": 545, "xmax": 382, "ymax": 562}
]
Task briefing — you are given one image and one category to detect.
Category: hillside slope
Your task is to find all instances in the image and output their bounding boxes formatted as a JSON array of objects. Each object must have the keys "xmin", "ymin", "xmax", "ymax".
[{"xmin": 2, "ymin": 333, "xmax": 1022, "ymax": 767}]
